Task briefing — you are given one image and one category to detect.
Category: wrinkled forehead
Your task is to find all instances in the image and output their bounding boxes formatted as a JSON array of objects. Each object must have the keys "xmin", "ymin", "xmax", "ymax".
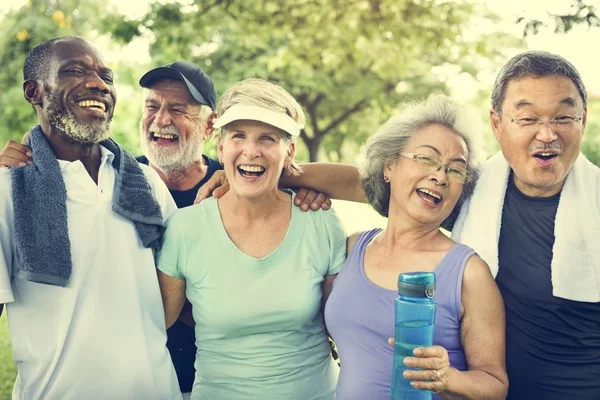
[
  {"xmin": 145, "ymin": 80, "xmax": 197, "ymax": 105},
  {"xmin": 50, "ymin": 38, "xmax": 108, "ymax": 71},
  {"xmin": 504, "ymin": 75, "xmax": 584, "ymax": 111}
]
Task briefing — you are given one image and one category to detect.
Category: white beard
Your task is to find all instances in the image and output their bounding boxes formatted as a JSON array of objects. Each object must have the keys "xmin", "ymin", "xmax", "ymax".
[{"xmin": 140, "ymin": 120, "xmax": 205, "ymax": 175}]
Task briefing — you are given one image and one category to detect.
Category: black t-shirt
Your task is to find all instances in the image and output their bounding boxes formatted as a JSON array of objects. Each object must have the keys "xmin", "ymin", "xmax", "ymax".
[
  {"xmin": 137, "ymin": 154, "xmax": 223, "ymax": 392},
  {"xmin": 497, "ymin": 174, "xmax": 600, "ymax": 400}
]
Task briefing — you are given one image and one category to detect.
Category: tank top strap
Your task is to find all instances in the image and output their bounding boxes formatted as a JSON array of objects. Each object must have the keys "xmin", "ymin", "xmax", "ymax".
[
  {"xmin": 435, "ymin": 243, "xmax": 476, "ymax": 323},
  {"xmin": 344, "ymin": 228, "xmax": 382, "ymax": 274}
]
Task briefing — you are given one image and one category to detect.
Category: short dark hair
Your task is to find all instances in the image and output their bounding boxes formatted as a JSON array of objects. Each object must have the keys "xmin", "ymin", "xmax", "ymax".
[
  {"xmin": 23, "ymin": 36, "xmax": 83, "ymax": 82},
  {"xmin": 491, "ymin": 50, "xmax": 587, "ymax": 113}
]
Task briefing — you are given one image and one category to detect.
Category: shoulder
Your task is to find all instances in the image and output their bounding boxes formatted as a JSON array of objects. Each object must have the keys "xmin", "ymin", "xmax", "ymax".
[
  {"xmin": 138, "ymin": 164, "xmax": 177, "ymax": 219},
  {"xmin": 167, "ymin": 197, "xmax": 215, "ymax": 229},
  {"xmin": 347, "ymin": 232, "xmax": 362, "ymax": 255},
  {"xmin": 462, "ymin": 254, "xmax": 495, "ymax": 292}
]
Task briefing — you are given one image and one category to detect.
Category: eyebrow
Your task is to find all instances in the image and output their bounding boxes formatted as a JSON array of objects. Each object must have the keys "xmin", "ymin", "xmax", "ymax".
[
  {"xmin": 145, "ymin": 99, "xmax": 188, "ymax": 108},
  {"xmin": 61, "ymin": 60, "xmax": 113, "ymax": 77},
  {"xmin": 514, "ymin": 97, "xmax": 577, "ymax": 110},
  {"xmin": 416, "ymin": 144, "xmax": 467, "ymax": 164}
]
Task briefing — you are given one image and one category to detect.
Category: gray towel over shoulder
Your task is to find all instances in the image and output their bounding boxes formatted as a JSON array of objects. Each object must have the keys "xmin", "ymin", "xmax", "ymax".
[{"xmin": 11, "ymin": 125, "xmax": 165, "ymax": 287}]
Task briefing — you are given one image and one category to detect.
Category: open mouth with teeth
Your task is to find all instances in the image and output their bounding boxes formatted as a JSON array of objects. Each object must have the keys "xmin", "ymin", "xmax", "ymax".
[
  {"xmin": 534, "ymin": 152, "xmax": 558, "ymax": 161},
  {"xmin": 416, "ymin": 188, "xmax": 442, "ymax": 205},
  {"xmin": 77, "ymin": 100, "xmax": 106, "ymax": 113},
  {"xmin": 238, "ymin": 164, "xmax": 266, "ymax": 177},
  {"xmin": 152, "ymin": 133, "xmax": 179, "ymax": 143}
]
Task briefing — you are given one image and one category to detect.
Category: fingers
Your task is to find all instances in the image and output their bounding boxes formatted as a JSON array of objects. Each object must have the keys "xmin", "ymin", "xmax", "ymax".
[
  {"xmin": 294, "ymin": 188, "xmax": 331, "ymax": 212},
  {"xmin": 294, "ymin": 188, "xmax": 310, "ymax": 210},
  {"xmin": 388, "ymin": 337, "xmax": 395, "ymax": 347},
  {"xmin": 211, "ymin": 179, "xmax": 230, "ymax": 199},
  {"xmin": 0, "ymin": 141, "xmax": 32, "ymax": 168},
  {"xmin": 403, "ymin": 345, "xmax": 451, "ymax": 394},
  {"xmin": 194, "ymin": 170, "xmax": 229, "ymax": 204},
  {"xmin": 313, "ymin": 193, "xmax": 331, "ymax": 210}
]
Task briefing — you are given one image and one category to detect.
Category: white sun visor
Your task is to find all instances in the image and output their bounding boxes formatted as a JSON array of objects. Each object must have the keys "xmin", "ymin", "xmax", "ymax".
[{"xmin": 213, "ymin": 103, "xmax": 303, "ymax": 137}]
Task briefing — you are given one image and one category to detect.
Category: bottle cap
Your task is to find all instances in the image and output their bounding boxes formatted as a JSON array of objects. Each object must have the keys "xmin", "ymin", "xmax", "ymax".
[{"xmin": 397, "ymin": 272, "xmax": 436, "ymax": 298}]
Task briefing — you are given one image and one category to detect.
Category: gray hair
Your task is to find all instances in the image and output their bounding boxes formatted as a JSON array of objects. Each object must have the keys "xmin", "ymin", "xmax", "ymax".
[
  {"xmin": 360, "ymin": 94, "xmax": 485, "ymax": 227},
  {"xmin": 491, "ymin": 50, "xmax": 587, "ymax": 113}
]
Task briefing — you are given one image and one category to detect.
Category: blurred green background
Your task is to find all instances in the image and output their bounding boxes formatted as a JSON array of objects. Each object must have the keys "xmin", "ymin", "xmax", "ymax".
[{"xmin": 1, "ymin": 0, "xmax": 600, "ymax": 397}]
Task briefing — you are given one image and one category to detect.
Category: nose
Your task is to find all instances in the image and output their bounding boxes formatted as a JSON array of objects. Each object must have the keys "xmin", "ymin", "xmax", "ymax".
[
  {"xmin": 430, "ymin": 165, "xmax": 449, "ymax": 186},
  {"xmin": 84, "ymin": 72, "xmax": 109, "ymax": 94},
  {"xmin": 154, "ymin": 107, "xmax": 172, "ymax": 129},
  {"xmin": 243, "ymin": 139, "xmax": 261, "ymax": 159},
  {"xmin": 535, "ymin": 121, "xmax": 559, "ymax": 143}
]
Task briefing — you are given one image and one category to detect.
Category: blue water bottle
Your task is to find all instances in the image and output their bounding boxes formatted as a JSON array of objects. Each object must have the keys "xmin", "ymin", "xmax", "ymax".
[{"xmin": 390, "ymin": 272, "xmax": 437, "ymax": 400}]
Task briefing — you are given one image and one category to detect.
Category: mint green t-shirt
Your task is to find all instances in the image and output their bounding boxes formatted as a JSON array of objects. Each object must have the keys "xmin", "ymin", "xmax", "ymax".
[{"xmin": 157, "ymin": 193, "xmax": 346, "ymax": 400}]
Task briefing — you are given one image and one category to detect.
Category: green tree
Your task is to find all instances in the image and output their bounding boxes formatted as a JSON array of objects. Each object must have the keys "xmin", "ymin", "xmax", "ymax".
[
  {"xmin": 0, "ymin": 0, "xmax": 144, "ymax": 152},
  {"xmin": 108, "ymin": 0, "xmax": 518, "ymax": 161}
]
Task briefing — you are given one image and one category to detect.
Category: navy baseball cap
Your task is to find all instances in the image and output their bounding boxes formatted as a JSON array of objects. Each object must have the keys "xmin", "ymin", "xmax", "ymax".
[{"xmin": 139, "ymin": 61, "xmax": 217, "ymax": 110}]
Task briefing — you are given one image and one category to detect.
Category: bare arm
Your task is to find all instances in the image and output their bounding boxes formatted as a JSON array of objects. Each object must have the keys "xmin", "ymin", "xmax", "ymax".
[
  {"xmin": 157, "ymin": 270, "xmax": 187, "ymax": 329},
  {"xmin": 280, "ymin": 163, "xmax": 366, "ymax": 203},
  {"xmin": 446, "ymin": 256, "xmax": 508, "ymax": 399},
  {"xmin": 403, "ymin": 256, "xmax": 507, "ymax": 399}
]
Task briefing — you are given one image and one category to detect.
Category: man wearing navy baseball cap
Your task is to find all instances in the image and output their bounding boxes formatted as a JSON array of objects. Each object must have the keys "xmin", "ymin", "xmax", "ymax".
[{"xmin": 136, "ymin": 61, "xmax": 222, "ymax": 398}]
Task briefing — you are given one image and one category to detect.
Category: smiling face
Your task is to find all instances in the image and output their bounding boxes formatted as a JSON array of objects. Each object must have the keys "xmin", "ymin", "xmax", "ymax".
[
  {"xmin": 42, "ymin": 38, "xmax": 116, "ymax": 145},
  {"xmin": 490, "ymin": 75, "xmax": 586, "ymax": 197},
  {"xmin": 385, "ymin": 124, "xmax": 468, "ymax": 226},
  {"xmin": 140, "ymin": 80, "xmax": 210, "ymax": 173},
  {"xmin": 218, "ymin": 120, "xmax": 295, "ymax": 200}
]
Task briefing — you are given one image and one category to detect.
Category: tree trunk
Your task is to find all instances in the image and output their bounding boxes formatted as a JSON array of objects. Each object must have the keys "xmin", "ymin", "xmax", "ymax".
[{"xmin": 304, "ymin": 135, "xmax": 323, "ymax": 162}]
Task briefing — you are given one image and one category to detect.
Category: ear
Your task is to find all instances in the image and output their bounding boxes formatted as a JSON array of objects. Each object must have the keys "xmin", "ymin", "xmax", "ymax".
[
  {"xmin": 23, "ymin": 80, "xmax": 43, "ymax": 106},
  {"xmin": 489, "ymin": 108, "xmax": 502, "ymax": 143},
  {"xmin": 384, "ymin": 160, "xmax": 394, "ymax": 176},
  {"xmin": 204, "ymin": 112, "xmax": 217, "ymax": 140},
  {"xmin": 217, "ymin": 138, "xmax": 224, "ymax": 164},
  {"xmin": 284, "ymin": 141, "xmax": 296, "ymax": 170},
  {"xmin": 581, "ymin": 105, "xmax": 588, "ymax": 136}
]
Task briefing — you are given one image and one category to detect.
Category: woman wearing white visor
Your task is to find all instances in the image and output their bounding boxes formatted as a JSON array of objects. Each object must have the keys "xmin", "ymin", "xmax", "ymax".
[{"xmin": 156, "ymin": 78, "xmax": 346, "ymax": 400}]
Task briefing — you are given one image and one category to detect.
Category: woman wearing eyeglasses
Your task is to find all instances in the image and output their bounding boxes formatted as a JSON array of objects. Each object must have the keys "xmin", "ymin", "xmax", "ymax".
[{"xmin": 324, "ymin": 94, "xmax": 508, "ymax": 400}]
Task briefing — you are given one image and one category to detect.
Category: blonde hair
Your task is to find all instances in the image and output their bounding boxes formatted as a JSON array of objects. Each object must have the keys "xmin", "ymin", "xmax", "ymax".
[{"xmin": 216, "ymin": 78, "xmax": 303, "ymax": 175}]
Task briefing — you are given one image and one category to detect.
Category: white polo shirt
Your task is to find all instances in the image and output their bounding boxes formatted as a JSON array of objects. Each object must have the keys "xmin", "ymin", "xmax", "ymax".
[{"xmin": 0, "ymin": 146, "xmax": 181, "ymax": 400}]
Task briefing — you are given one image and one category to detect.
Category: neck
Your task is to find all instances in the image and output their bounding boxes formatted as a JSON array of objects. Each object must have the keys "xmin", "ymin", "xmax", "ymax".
[
  {"xmin": 39, "ymin": 121, "xmax": 102, "ymax": 182},
  {"xmin": 151, "ymin": 157, "xmax": 208, "ymax": 191},
  {"xmin": 220, "ymin": 189, "xmax": 290, "ymax": 220},
  {"xmin": 383, "ymin": 205, "xmax": 446, "ymax": 251}
]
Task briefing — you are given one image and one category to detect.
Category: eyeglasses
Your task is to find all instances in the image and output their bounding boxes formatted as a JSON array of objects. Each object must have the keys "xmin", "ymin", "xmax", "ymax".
[
  {"xmin": 398, "ymin": 152, "xmax": 471, "ymax": 184},
  {"xmin": 500, "ymin": 110, "xmax": 584, "ymax": 134}
]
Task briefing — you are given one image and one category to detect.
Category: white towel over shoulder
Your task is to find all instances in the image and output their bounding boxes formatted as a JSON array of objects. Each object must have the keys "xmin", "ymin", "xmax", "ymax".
[{"xmin": 452, "ymin": 152, "xmax": 600, "ymax": 302}]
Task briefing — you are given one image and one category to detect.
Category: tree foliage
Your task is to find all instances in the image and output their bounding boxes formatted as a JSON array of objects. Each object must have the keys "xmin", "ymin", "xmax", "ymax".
[
  {"xmin": 107, "ymin": 0, "xmax": 516, "ymax": 161},
  {"xmin": 518, "ymin": 0, "xmax": 600, "ymax": 37},
  {"xmin": 0, "ymin": 0, "xmax": 141, "ymax": 150}
]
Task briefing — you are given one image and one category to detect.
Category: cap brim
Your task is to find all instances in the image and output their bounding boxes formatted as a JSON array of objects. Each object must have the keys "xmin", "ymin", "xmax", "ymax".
[
  {"xmin": 213, "ymin": 104, "xmax": 302, "ymax": 137},
  {"xmin": 139, "ymin": 67, "xmax": 212, "ymax": 108}
]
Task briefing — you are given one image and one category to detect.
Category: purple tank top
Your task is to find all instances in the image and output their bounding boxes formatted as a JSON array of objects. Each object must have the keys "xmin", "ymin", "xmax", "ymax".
[{"xmin": 324, "ymin": 228, "xmax": 474, "ymax": 400}]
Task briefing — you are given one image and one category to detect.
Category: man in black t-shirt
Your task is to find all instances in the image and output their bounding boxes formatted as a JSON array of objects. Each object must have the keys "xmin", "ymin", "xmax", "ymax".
[
  {"xmin": 135, "ymin": 62, "xmax": 221, "ymax": 396},
  {"xmin": 453, "ymin": 51, "xmax": 600, "ymax": 399}
]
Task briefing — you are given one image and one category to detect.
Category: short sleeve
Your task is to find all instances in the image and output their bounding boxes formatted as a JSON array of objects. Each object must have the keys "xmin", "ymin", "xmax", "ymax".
[
  {"xmin": 0, "ymin": 171, "xmax": 15, "ymax": 304},
  {"xmin": 156, "ymin": 213, "xmax": 185, "ymax": 279},
  {"xmin": 324, "ymin": 208, "xmax": 347, "ymax": 276}
]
